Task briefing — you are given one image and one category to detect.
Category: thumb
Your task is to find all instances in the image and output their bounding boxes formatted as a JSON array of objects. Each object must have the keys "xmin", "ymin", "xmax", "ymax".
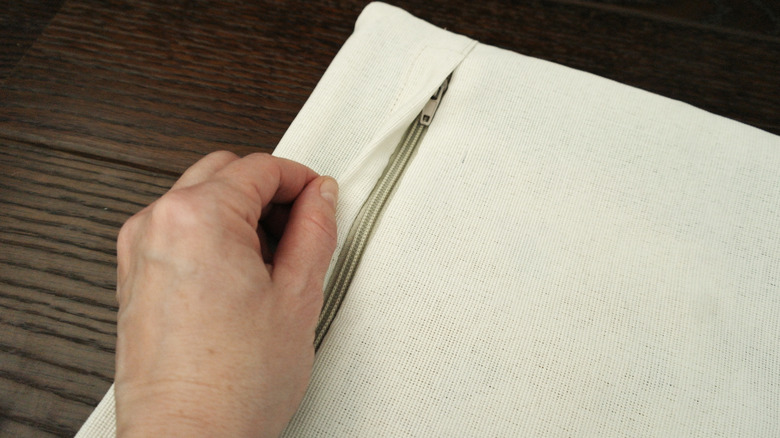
[{"xmin": 272, "ymin": 176, "xmax": 339, "ymax": 297}]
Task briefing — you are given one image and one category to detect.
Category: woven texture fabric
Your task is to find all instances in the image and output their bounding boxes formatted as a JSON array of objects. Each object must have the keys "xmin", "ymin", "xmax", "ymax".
[
  {"xmin": 77, "ymin": 2, "xmax": 780, "ymax": 436},
  {"xmin": 75, "ymin": 384, "xmax": 115, "ymax": 437}
]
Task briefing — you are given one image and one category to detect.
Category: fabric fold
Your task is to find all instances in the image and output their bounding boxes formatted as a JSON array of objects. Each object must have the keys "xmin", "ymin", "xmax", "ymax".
[{"xmin": 273, "ymin": 2, "xmax": 476, "ymax": 291}]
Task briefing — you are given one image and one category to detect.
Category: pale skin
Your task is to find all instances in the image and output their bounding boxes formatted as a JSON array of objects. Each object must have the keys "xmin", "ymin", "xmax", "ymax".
[{"xmin": 114, "ymin": 151, "xmax": 338, "ymax": 437}]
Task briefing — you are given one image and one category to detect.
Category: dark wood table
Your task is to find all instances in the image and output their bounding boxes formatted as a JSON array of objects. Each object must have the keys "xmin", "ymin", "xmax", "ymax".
[{"xmin": 1, "ymin": 1, "xmax": 778, "ymax": 435}]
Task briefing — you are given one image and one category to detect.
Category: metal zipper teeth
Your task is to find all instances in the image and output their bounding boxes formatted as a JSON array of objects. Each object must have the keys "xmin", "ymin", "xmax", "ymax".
[{"xmin": 314, "ymin": 76, "xmax": 451, "ymax": 350}]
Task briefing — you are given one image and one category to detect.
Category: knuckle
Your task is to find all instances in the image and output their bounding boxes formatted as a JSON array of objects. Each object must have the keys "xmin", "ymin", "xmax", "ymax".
[
  {"xmin": 117, "ymin": 211, "xmax": 143, "ymax": 254},
  {"xmin": 198, "ymin": 150, "xmax": 239, "ymax": 170},
  {"xmin": 206, "ymin": 150, "xmax": 239, "ymax": 162},
  {"xmin": 148, "ymin": 191, "xmax": 205, "ymax": 232},
  {"xmin": 117, "ymin": 217, "xmax": 135, "ymax": 245},
  {"xmin": 244, "ymin": 153, "xmax": 278, "ymax": 174},
  {"xmin": 241, "ymin": 152, "xmax": 273, "ymax": 169},
  {"xmin": 245, "ymin": 152, "xmax": 272, "ymax": 160}
]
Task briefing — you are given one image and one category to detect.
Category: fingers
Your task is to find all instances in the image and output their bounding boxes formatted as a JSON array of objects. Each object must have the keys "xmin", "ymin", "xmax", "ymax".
[
  {"xmin": 170, "ymin": 150, "xmax": 239, "ymax": 191},
  {"xmin": 213, "ymin": 153, "xmax": 319, "ymax": 225},
  {"xmin": 261, "ymin": 203, "xmax": 292, "ymax": 241},
  {"xmin": 157, "ymin": 151, "xmax": 336, "ymax": 297},
  {"xmin": 272, "ymin": 176, "xmax": 338, "ymax": 296}
]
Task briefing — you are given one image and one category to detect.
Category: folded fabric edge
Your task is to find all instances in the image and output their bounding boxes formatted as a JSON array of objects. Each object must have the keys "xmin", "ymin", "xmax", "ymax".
[{"xmin": 74, "ymin": 384, "xmax": 116, "ymax": 438}]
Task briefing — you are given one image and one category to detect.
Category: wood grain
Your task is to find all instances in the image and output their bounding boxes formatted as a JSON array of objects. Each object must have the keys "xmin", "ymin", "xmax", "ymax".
[
  {"xmin": 0, "ymin": 139, "xmax": 175, "ymax": 436},
  {"xmin": 0, "ymin": 0, "xmax": 66, "ymax": 85},
  {"xmin": 0, "ymin": 0, "xmax": 354, "ymax": 174},
  {"xmin": 573, "ymin": 0, "xmax": 780, "ymax": 37}
]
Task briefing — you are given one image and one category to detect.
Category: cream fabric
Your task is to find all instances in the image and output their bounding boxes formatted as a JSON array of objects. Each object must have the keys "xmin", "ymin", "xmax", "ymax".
[
  {"xmin": 76, "ymin": 384, "xmax": 116, "ymax": 437},
  {"xmin": 77, "ymin": 2, "xmax": 780, "ymax": 436}
]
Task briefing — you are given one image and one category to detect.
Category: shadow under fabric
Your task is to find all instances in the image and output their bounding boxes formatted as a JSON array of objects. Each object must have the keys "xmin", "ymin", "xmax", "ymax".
[{"xmin": 77, "ymin": 3, "xmax": 780, "ymax": 436}]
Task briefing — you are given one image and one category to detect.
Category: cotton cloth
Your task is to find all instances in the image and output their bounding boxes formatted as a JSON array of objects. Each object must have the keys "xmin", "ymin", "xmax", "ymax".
[{"xmin": 77, "ymin": 3, "xmax": 780, "ymax": 436}]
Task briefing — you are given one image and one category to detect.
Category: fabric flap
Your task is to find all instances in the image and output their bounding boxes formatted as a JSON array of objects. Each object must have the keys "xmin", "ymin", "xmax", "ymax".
[{"xmin": 273, "ymin": 3, "xmax": 476, "ymax": 265}]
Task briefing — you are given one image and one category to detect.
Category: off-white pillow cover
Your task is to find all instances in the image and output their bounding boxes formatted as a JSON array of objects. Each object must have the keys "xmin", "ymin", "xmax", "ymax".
[{"xmin": 78, "ymin": 3, "xmax": 780, "ymax": 436}]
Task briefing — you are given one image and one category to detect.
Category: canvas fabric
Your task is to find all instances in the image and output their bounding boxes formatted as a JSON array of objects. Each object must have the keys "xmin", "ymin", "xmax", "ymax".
[{"xmin": 77, "ymin": 3, "xmax": 780, "ymax": 436}]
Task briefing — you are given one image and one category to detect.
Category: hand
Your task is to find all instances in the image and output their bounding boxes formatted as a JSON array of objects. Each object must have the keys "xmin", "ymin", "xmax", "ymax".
[{"xmin": 114, "ymin": 151, "xmax": 338, "ymax": 437}]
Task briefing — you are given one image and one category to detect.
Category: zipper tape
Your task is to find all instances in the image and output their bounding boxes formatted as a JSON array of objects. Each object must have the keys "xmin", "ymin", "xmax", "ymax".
[{"xmin": 315, "ymin": 75, "xmax": 452, "ymax": 350}]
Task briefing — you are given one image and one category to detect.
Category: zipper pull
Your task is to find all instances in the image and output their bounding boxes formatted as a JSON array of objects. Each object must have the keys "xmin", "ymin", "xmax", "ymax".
[{"xmin": 419, "ymin": 76, "xmax": 451, "ymax": 126}]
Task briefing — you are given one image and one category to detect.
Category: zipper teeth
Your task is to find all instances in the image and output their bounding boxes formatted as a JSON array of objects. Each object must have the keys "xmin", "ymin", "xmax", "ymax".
[
  {"xmin": 315, "ymin": 122, "xmax": 426, "ymax": 350},
  {"xmin": 314, "ymin": 76, "xmax": 450, "ymax": 351}
]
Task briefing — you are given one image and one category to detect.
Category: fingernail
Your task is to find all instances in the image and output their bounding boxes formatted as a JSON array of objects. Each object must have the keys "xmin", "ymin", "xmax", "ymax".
[{"xmin": 320, "ymin": 177, "xmax": 339, "ymax": 209}]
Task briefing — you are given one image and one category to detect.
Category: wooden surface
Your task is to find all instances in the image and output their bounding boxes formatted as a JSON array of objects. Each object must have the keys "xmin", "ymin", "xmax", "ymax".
[{"xmin": 1, "ymin": 0, "xmax": 778, "ymax": 435}]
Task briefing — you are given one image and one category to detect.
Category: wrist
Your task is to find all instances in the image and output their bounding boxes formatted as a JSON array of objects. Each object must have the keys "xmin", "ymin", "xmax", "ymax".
[{"xmin": 116, "ymin": 381, "xmax": 264, "ymax": 438}]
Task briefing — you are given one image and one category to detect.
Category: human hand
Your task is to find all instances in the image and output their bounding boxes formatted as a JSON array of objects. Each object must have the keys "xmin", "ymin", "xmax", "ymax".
[{"xmin": 114, "ymin": 151, "xmax": 338, "ymax": 437}]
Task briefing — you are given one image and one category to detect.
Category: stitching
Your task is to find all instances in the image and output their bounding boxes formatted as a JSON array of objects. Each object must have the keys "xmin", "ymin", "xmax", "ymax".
[{"xmin": 388, "ymin": 44, "xmax": 431, "ymax": 115}]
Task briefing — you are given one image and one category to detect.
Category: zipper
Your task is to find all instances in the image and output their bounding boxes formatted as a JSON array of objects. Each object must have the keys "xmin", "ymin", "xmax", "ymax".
[{"xmin": 314, "ymin": 75, "xmax": 452, "ymax": 350}]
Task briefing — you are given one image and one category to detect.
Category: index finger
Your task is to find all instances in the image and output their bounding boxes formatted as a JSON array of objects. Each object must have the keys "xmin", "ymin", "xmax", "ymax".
[{"xmin": 212, "ymin": 153, "xmax": 319, "ymax": 225}]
